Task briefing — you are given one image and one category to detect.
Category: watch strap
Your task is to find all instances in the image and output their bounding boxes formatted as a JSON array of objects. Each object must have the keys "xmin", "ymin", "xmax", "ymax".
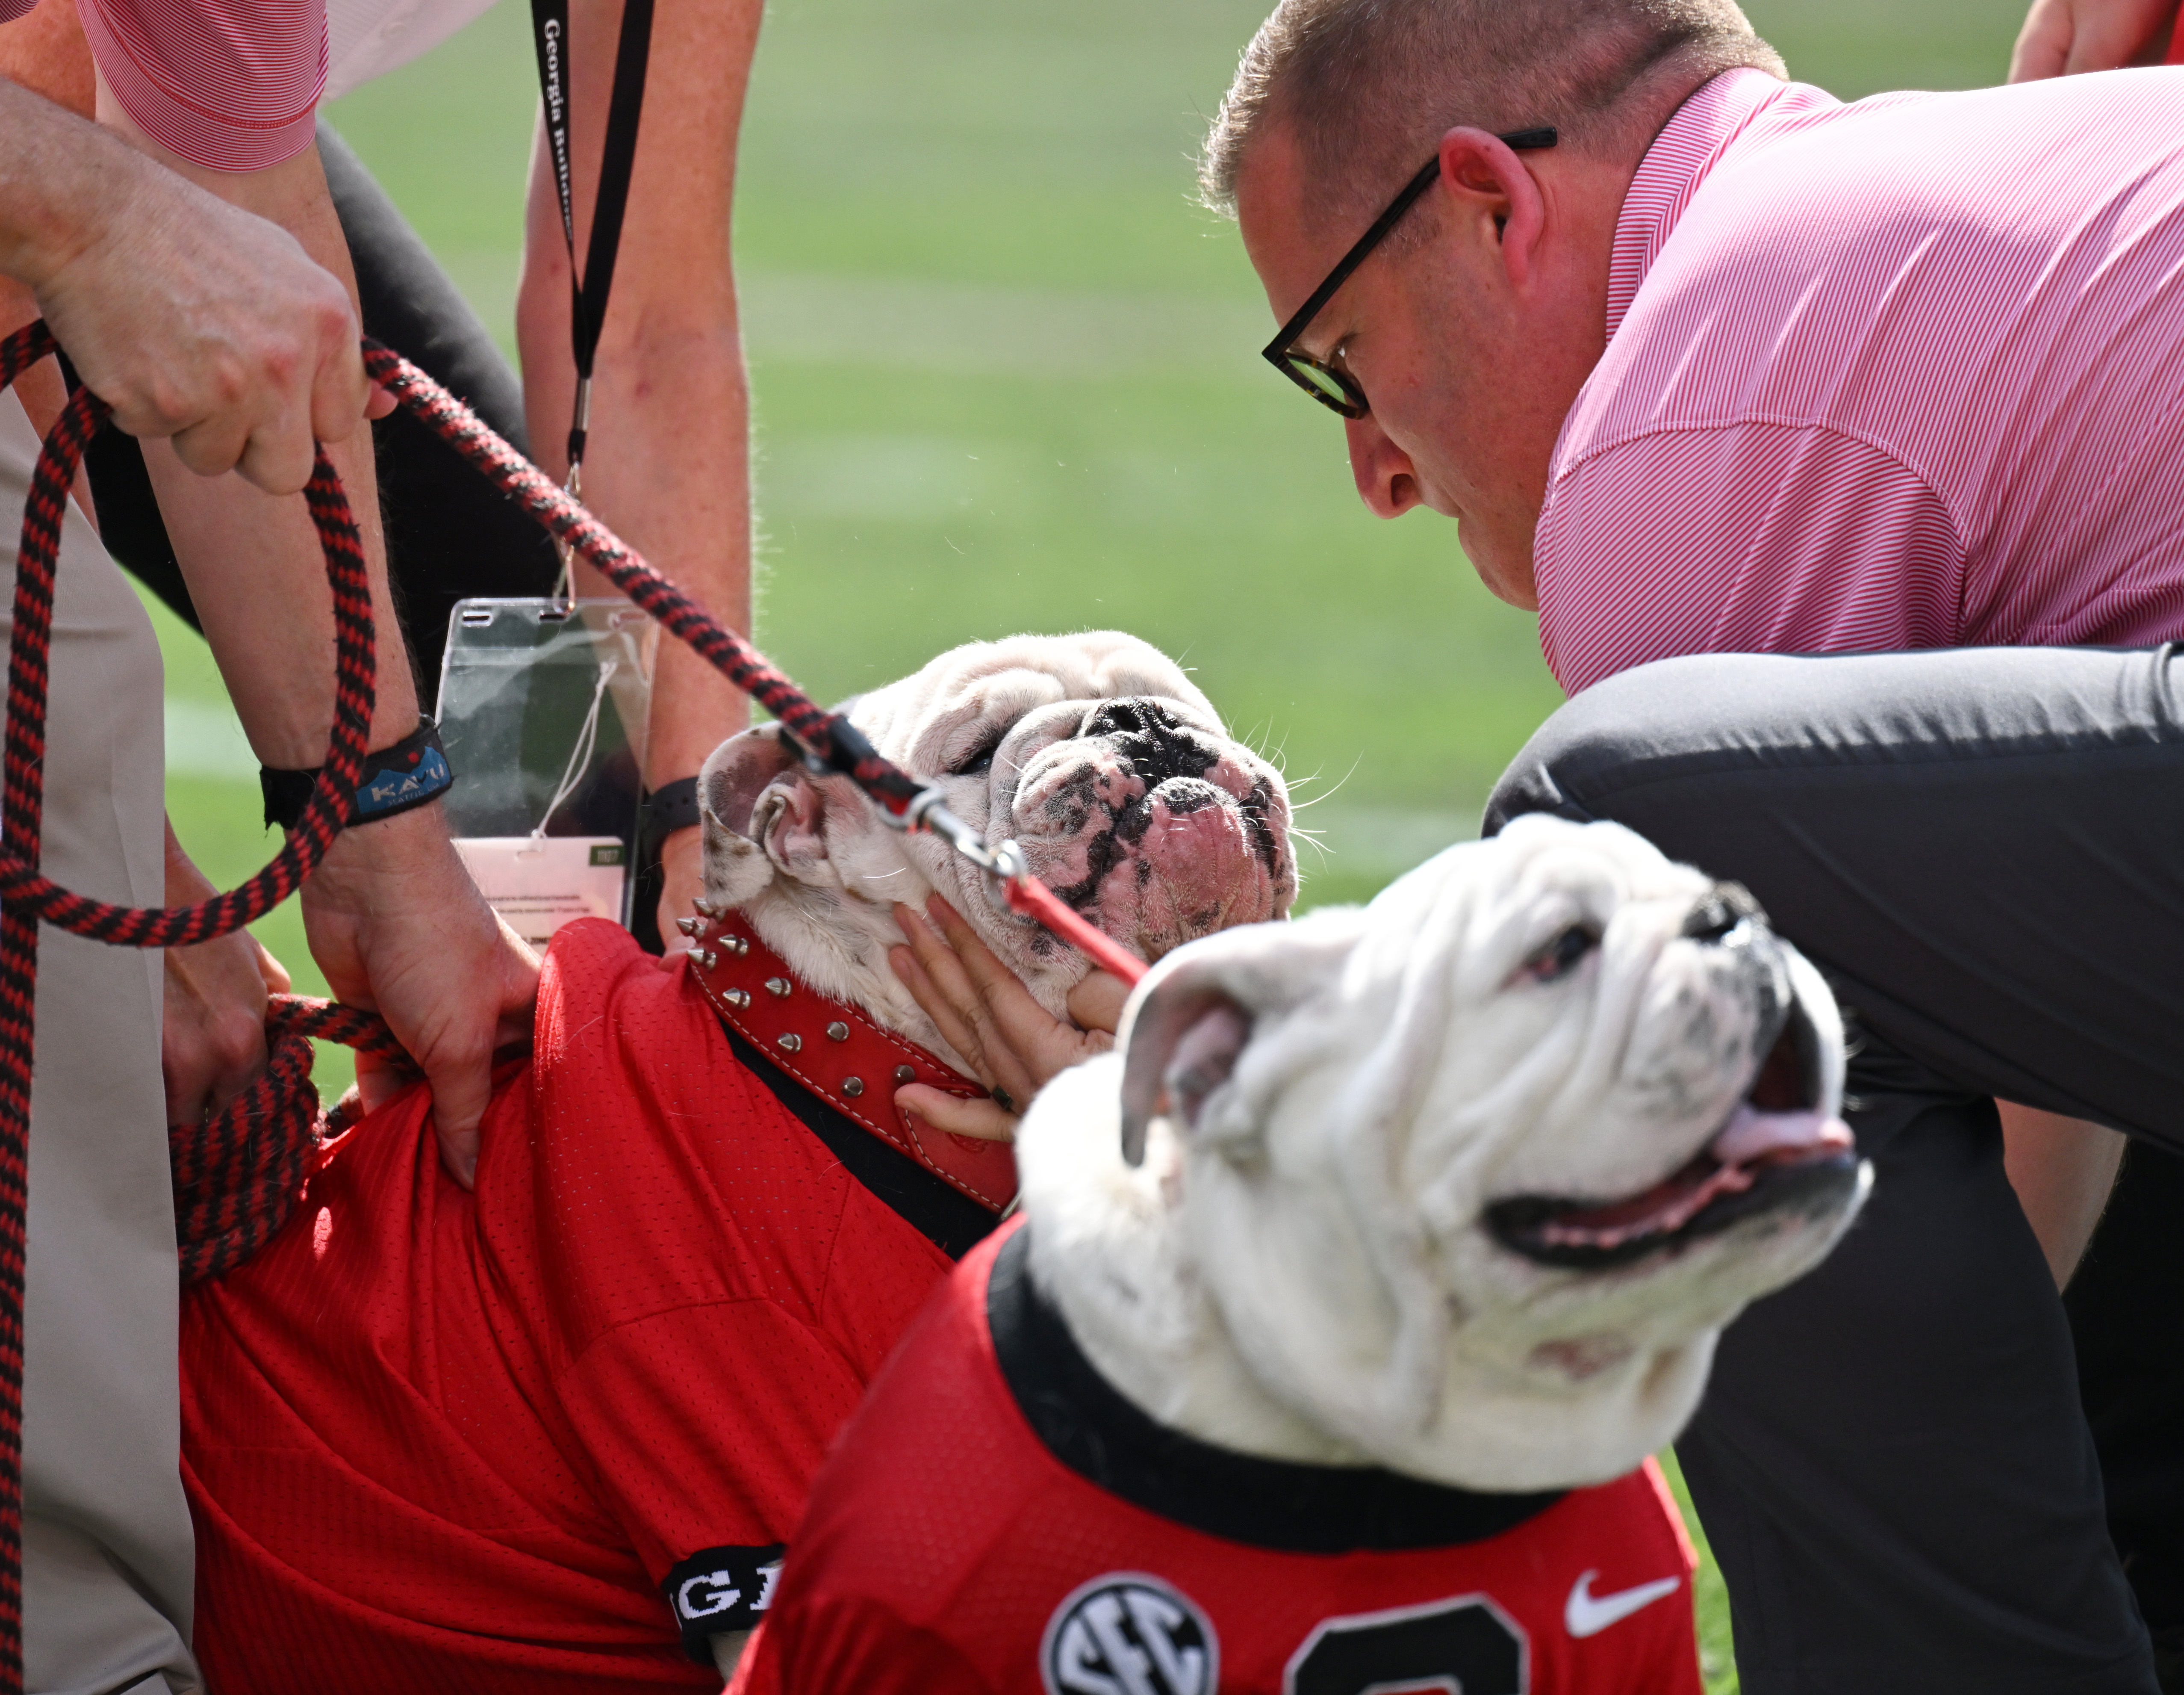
[{"xmin": 261, "ymin": 719, "xmax": 454, "ymax": 831}]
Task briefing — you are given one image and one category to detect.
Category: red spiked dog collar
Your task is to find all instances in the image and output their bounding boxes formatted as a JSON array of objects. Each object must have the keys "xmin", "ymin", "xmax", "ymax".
[{"xmin": 684, "ymin": 909, "xmax": 1019, "ymax": 1213}]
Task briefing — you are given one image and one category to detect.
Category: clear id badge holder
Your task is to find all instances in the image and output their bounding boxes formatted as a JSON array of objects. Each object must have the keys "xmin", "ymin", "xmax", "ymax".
[{"xmin": 436, "ymin": 599, "xmax": 658, "ymax": 948}]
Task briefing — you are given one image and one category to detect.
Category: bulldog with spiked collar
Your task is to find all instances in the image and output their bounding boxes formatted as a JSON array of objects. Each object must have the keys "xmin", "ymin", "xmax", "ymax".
[{"xmin": 178, "ymin": 632, "xmax": 1294, "ymax": 1695}]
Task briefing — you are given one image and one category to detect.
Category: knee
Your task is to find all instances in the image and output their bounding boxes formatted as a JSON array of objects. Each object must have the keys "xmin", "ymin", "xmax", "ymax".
[{"xmin": 1484, "ymin": 652, "xmax": 1774, "ymax": 838}]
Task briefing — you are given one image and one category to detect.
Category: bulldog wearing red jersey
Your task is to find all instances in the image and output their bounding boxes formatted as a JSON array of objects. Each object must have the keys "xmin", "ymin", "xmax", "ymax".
[
  {"xmin": 739, "ymin": 819, "xmax": 1870, "ymax": 1694},
  {"xmin": 178, "ymin": 632, "xmax": 1294, "ymax": 1691}
]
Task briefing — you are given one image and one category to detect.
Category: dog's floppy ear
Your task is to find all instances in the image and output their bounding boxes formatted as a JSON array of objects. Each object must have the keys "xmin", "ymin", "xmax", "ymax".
[
  {"xmin": 1116, "ymin": 911, "xmax": 1368, "ymax": 1166},
  {"xmin": 699, "ymin": 726, "xmax": 800, "ymax": 908},
  {"xmin": 1118, "ymin": 974, "xmax": 1253, "ymax": 1168}
]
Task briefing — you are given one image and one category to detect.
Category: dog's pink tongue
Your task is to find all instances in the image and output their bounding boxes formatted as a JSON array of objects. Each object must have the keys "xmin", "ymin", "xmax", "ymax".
[{"xmin": 1709, "ymin": 1105, "xmax": 1854, "ymax": 1167}]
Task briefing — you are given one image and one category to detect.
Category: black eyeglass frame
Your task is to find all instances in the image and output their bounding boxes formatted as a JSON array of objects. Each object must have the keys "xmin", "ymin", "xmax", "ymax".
[{"xmin": 1261, "ymin": 126, "xmax": 1559, "ymax": 418}]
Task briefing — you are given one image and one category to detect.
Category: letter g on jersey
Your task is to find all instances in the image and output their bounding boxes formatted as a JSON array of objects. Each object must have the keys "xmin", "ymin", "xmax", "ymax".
[{"xmin": 1040, "ymin": 1572, "xmax": 1220, "ymax": 1695}]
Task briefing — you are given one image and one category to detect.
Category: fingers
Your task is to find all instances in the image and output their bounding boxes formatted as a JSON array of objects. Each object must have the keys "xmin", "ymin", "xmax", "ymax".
[
  {"xmin": 890, "ymin": 903, "xmax": 1043, "ymax": 1104},
  {"xmin": 2010, "ymin": 0, "xmax": 2075, "ymax": 79},
  {"xmin": 1066, "ymin": 970, "xmax": 1130, "ymax": 1038},
  {"xmin": 253, "ymin": 937, "xmax": 293, "ymax": 997},
  {"xmin": 896, "ymin": 1083, "xmax": 1020, "ymax": 1143},
  {"xmin": 307, "ymin": 331, "xmax": 374, "ymax": 448},
  {"xmin": 655, "ymin": 827, "xmax": 706, "ymax": 954},
  {"xmin": 889, "ymin": 926, "xmax": 996, "ymax": 1086},
  {"xmin": 160, "ymin": 982, "xmax": 270, "ymax": 1125}
]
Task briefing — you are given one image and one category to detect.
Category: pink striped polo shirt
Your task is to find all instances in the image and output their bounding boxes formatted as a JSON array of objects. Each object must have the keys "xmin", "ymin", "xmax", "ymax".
[{"xmin": 1535, "ymin": 67, "xmax": 2184, "ymax": 695}]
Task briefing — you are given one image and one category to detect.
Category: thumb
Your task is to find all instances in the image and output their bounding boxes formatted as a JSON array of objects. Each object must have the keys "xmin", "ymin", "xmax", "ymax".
[
  {"xmin": 420, "ymin": 1026, "xmax": 495, "ymax": 1188},
  {"xmin": 1066, "ymin": 970, "xmax": 1131, "ymax": 1037},
  {"xmin": 898, "ymin": 1084, "xmax": 1019, "ymax": 1143}
]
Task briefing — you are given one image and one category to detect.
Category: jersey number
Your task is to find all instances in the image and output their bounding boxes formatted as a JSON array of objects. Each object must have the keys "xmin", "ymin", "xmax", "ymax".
[{"xmin": 1284, "ymin": 1594, "xmax": 1526, "ymax": 1695}]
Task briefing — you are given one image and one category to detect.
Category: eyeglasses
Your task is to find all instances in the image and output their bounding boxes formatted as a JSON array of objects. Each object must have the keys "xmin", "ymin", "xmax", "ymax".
[{"xmin": 1262, "ymin": 127, "xmax": 1558, "ymax": 419}]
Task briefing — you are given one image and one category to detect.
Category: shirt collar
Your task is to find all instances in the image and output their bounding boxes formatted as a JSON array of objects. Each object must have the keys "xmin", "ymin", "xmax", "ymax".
[{"xmin": 1604, "ymin": 68, "xmax": 1801, "ymax": 342}]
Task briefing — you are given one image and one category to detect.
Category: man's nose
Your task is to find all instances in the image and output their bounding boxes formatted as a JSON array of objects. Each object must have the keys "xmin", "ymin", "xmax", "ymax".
[{"xmin": 1345, "ymin": 413, "xmax": 1421, "ymax": 518}]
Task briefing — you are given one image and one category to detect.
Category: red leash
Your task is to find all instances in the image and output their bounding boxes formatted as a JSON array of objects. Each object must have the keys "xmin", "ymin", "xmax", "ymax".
[
  {"xmin": 356, "ymin": 339, "xmax": 1151, "ymax": 984},
  {"xmin": 0, "ymin": 319, "xmax": 1146, "ymax": 1695}
]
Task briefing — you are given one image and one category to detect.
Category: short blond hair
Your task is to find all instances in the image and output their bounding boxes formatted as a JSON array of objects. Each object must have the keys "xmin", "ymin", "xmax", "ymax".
[{"xmin": 1201, "ymin": 0, "xmax": 1783, "ymax": 226}]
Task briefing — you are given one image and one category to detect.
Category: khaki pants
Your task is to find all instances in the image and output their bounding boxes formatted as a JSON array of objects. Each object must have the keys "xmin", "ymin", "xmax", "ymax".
[{"xmin": 0, "ymin": 396, "xmax": 198, "ymax": 1695}]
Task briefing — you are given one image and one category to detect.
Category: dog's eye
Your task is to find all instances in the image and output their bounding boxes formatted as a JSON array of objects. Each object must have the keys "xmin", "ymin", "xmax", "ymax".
[
  {"xmin": 1523, "ymin": 924, "xmax": 1599, "ymax": 984},
  {"xmin": 947, "ymin": 734, "xmax": 1005, "ymax": 778}
]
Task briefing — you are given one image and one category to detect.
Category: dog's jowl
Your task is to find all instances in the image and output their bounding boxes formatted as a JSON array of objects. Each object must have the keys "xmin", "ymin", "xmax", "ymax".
[{"xmin": 739, "ymin": 816, "xmax": 1869, "ymax": 1695}]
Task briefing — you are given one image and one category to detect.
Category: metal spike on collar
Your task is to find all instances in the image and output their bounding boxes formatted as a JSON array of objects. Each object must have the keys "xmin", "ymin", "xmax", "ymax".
[{"xmin": 678, "ymin": 914, "xmax": 708, "ymax": 938}]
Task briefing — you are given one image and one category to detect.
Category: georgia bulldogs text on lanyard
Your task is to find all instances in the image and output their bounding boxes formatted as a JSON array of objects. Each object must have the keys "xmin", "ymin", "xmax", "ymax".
[{"xmin": 528, "ymin": 0, "xmax": 655, "ymax": 524}]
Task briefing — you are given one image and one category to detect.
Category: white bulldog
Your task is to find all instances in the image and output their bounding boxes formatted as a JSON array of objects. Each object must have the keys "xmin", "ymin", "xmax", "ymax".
[
  {"xmin": 698, "ymin": 631, "xmax": 1296, "ymax": 1070},
  {"xmin": 1018, "ymin": 813, "xmax": 1871, "ymax": 1492}
]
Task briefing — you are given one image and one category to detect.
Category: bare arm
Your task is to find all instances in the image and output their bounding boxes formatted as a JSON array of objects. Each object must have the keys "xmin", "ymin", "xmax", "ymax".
[
  {"xmin": 1999, "ymin": 1101, "xmax": 2125, "ymax": 1289},
  {"xmin": 2011, "ymin": 0, "xmax": 2180, "ymax": 79},
  {"xmin": 93, "ymin": 82, "xmax": 537, "ymax": 1180},
  {"xmin": 0, "ymin": 74, "xmax": 371, "ymax": 491},
  {"xmin": 516, "ymin": 0, "xmax": 760, "ymax": 937}
]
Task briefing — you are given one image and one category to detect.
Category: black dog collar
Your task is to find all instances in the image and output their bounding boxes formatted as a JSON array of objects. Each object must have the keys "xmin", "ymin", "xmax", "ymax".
[{"xmin": 260, "ymin": 718, "xmax": 454, "ymax": 831}]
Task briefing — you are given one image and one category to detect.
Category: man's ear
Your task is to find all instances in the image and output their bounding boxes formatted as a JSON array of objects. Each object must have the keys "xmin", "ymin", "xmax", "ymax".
[
  {"xmin": 699, "ymin": 726, "xmax": 800, "ymax": 909},
  {"xmin": 1436, "ymin": 127, "xmax": 1548, "ymax": 286},
  {"xmin": 1115, "ymin": 912, "xmax": 1367, "ymax": 1166}
]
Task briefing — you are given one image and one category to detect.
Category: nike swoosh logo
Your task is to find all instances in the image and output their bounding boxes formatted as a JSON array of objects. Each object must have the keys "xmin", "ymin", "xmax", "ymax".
[{"xmin": 1564, "ymin": 1569, "xmax": 1682, "ymax": 1638}]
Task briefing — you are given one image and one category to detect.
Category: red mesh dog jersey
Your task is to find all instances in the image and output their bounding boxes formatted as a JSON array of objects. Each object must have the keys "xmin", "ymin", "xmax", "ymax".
[
  {"xmin": 181, "ymin": 919, "xmax": 1000, "ymax": 1693},
  {"xmin": 737, "ymin": 1221, "xmax": 1703, "ymax": 1695}
]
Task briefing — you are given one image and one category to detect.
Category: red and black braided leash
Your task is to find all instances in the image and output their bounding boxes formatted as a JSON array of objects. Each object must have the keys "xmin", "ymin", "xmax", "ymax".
[{"xmin": 0, "ymin": 319, "xmax": 1146, "ymax": 1694}]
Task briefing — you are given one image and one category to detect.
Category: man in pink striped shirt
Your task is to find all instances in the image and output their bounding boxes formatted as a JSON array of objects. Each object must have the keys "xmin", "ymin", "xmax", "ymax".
[{"xmin": 1202, "ymin": 1, "xmax": 2184, "ymax": 1691}]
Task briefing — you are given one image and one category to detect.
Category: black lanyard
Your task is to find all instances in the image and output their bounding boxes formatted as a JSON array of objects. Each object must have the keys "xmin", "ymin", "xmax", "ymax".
[{"xmin": 528, "ymin": 0, "xmax": 654, "ymax": 481}]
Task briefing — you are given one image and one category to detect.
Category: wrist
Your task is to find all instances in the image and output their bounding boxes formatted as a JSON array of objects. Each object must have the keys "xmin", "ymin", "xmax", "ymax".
[{"xmin": 262, "ymin": 718, "xmax": 452, "ymax": 832}]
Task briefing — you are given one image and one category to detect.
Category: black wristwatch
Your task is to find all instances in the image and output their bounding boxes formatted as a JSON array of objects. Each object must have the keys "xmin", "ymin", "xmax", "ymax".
[{"xmin": 640, "ymin": 776, "xmax": 703, "ymax": 851}]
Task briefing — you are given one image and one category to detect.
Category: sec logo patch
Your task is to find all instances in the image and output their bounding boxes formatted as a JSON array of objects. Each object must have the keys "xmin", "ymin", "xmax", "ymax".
[{"xmin": 1040, "ymin": 1571, "xmax": 1219, "ymax": 1695}]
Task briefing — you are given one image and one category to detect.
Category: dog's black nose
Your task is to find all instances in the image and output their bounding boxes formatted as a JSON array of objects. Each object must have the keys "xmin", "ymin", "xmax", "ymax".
[
  {"xmin": 1681, "ymin": 881, "xmax": 1768, "ymax": 942},
  {"xmin": 1081, "ymin": 697, "xmax": 1180, "ymax": 740}
]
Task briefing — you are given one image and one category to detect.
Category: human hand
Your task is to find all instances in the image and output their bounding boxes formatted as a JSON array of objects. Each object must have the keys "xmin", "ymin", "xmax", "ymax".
[
  {"xmin": 162, "ymin": 821, "xmax": 290, "ymax": 1125},
  {"xmin": 654, "ymin": 825, "xmax": 704, "ymax": 952},
  {"xmin": 26, "ymin": 144, "xmax": 381, "ymax": 494},
  {"xmin": 300, "ymin": 805, "xmax": 539, "ymax": 1187},
  {"xmin": 888, "ymin": 895, "xmax": 1130, "ymax": 1142},
  {"xmin": 2011, "ymin": 0, "xmax": 2178, "ymax": 78}
]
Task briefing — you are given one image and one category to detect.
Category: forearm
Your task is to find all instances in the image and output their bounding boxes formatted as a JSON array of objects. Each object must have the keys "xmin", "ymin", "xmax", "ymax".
[
  {"xmin": 94, "ymin": 76, "xmax": 418, "ymax": 762},
  {"xmin": 1999, "ymin": 1100, "xmax": 2125, "ymax": 1289},
  {"xmin": 0, "ymin": 74, "xmax": 161, "ymax": 287},
  {"xmin": 515, "ymin": 0, "xmax": 759, "ymax": 792}
]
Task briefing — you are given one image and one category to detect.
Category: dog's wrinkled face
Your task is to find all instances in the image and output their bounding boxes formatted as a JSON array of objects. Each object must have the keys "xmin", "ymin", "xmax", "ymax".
[
  {"xmin": 1020, "ymin": 815, "xmax": 1868, "ymax": 1492},
  {"xmin": 697, "ymin": 633, "xmax": 1293, "ymax": 1045}
]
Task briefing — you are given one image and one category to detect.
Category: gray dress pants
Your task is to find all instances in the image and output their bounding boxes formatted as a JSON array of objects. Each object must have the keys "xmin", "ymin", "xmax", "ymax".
[
  {"xmin": 1486, "ymin": 644, "xmax": 2184, "ymax": 1695},
  {"xmin": 0, "ymin": 397, "xmax": 199, "ymax": 1695}
]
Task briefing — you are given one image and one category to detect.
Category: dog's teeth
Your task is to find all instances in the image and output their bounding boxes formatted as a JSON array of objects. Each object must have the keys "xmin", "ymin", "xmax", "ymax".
[
  {"xmin": 777, "ymin": 1034, "xmax": 803, "ymax": 1054},
  {"xmin": 724, "ymin": 988, "xmax": 751, "ymax": 1009},
  {"xmin": 678, "ymin": 915, "xmax": 708, "ymax": 938},
  {"xmin": 825, "ymin": 1021, "xmax": 849, "ymax": 1042},
  {"xmin": 765, "ymin": 977, "xmax": 793, "ymax": 998},
  {"xmin": 842, "ymin": 1077, "xmax": 864, "ymax": 1098}
]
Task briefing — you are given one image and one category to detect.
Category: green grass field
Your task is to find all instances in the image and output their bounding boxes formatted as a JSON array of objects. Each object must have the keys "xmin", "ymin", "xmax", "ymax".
[{"xmin": 149, "ymin": 2, "xmax": 2034, "ymax": 1686}]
